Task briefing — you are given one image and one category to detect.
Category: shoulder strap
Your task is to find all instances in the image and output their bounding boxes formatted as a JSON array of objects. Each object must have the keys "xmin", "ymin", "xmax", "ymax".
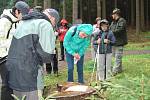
[
  {"xmin": 1, "ymin": 15, "xmax": 14, "ymax": 39},
  {"xmin": 71, "ymin": 25, "xmax": 78, "ymax": 37},
  {"xmin": 2, "ymin": 15, "xmax": 13, "ymax": 23}
]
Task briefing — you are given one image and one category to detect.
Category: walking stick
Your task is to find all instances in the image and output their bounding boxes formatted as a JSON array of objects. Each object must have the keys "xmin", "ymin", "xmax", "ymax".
[
  {"xmin": 104, "ymin": 43, "xmax": 107, "ymax": 80},
  {"xmin": 104, "ymin": 33, "xmax": 109, "ymax": 80},
  {"xmin": 90, "ymin": 44, "xmax": 99, "ymax": 85}
]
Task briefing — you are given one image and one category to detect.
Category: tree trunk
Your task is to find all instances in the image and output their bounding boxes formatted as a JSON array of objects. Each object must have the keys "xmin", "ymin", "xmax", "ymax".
[
  {"xmin": 34, "ymin": 0, "xmax": 37, "ymax": 6},
  {"xmin": 48, "ymin": 0, "xmax": 51, "ymax": 8},
  {"xmin": 131, "ymin": 0, "xmax": 135, "ymax": 26},
  {"xmin": 140, "ymin": 0, "xmax": 145, "ymax": 31},
  {"xmin": 97, "ymin": 0, "xmax": 101, "ymax": 18},
  {"xmin": 44, "ymin": 0, "xmax": 51, "ymax": 9},
  {"xmin": 102, "ymin": 0, "xmax": 106, "ymax": 18},
  {"xmin": 146, "ymin": 0, "xmax": 149, "ymax": 29},
  {"xmin": 79, "ymin": 0, "xmax": 83, "ymax": 19},
  {"xmin": 72, "ymin": 0, "xmax": 78, "ymax": 24},
  {"xmin": 62, "ymin": 0, "xmax": 66, "ymax": 18},
  {"xmin": 114, "ymin": 0, "xmax": 117, "ymax": 8},
  {"xmin": 136, "ymin": 0, "xmax": 140, "ymax": 34}
]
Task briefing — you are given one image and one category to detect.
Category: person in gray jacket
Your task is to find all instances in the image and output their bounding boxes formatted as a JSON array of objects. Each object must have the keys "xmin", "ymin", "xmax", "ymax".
[
  {"xmin": 6, "ymin": 1, "xmax": 59, "ymax": 99},
  {"xmin": 110, "ymin": 8, "xmax": 128, "ymax": 75}
]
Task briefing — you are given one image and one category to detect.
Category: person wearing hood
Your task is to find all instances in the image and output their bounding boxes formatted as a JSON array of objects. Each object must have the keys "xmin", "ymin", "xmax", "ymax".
[
  {"xmin": 57, "ymin": 19, "xmax": 69, "ymax": 61},
  {"xmin": 63, "ymin": 24, "xmax": 93, "ymax": 84},
  {"xmin": 6, "ymin": 1, "xmax": 60, "ymax": 99},
  {"xmin": 0, "ymin": 1, "xmax": 29, "ymax": 57}
]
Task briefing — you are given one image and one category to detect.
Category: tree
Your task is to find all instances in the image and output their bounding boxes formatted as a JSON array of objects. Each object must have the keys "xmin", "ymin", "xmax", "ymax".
[
  {"xmin": 131, "ymin": 0, "xmax": 135, "ymax": 26},
  {"xmin": 34, "ymin": 0, "xmax": 37, "ymax": 6},
  {"xmin": 136, "ymin": 0, "xmax": 140, "ymax": 34},
  {"xmin": 114, "ymin": 0, "xmax": 117, "ymax": 8},
  {"xmin": 102, "ymin": 0, "xmax": 106, "ymax": 18},
  {"xmin": 72, "ymin": 0, "xmax": 78, "ymax": 24},
  {"xmin": 140, "ymin": 0, "xmax": 145, "ymax": 31},
  {"xmin": 97, "ymin": 0, "xmax": 101, "ymax": 18},
  {"xmin": 44, "ymin": 0, "xmax": 48, "ymax": 9},
  {"xmin": 146, "ymin": 0, "xmax": 149, "ymax": 29},
  {"xmin": 62, "ymin": 0, "xmax": 66, "ymax": 18}
]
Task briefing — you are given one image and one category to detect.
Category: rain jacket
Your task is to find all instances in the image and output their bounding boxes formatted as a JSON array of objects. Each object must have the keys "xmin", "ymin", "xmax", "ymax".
[
  {"xmin": 6, "ymin": 11, "xmax": 56, "ymax": 92},
  {"xmin": 63, "ymin": 24, "xmax": 93, "ymax": 56},
  {"xmin": 0, "ymin": 9, "xmax": 18, "ymax": 57}
]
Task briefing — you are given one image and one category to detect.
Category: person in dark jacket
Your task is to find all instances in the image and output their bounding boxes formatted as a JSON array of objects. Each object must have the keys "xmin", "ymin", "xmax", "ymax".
[
  {"xmin": 93, "ymin": 19, "xmax": 115, "ymax": 81},
  {"xmin": 110, "ymin": 8, "xmax": 128, "ymax": 75},
  {"xmin": 6, "ymin": 1, "xmax": 60, "ymax": 99}
]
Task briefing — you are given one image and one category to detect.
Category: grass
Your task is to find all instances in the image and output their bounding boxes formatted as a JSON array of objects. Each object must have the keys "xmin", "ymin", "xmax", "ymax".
[
  {"xmin": 43, "ymin": 41, "xmax": 150, "ymax": 99},
  {"xmin": 124, "ymin": 42, "xmax": 150, "ymax": 50}
]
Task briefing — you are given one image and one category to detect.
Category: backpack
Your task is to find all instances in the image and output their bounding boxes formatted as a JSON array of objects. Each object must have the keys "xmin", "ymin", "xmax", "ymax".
[{"xmin": 0, "ymin": 15, "xmax": 15, "ymax": 39}]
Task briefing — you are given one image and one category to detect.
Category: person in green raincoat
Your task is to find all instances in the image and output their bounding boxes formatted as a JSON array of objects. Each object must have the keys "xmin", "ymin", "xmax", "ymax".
[{"xmin": 63, "ymin": 24, "xmax": 93, "ymax": 84}]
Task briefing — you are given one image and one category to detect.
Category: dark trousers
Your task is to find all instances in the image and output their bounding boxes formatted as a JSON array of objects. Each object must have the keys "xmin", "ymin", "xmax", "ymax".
[
  {"xmin": 65, "ymin": 51, "xmax": 84, "ymax": 83},
  {"xmin": 60, "ymin": 41, "xmax": 64, "ymax": 60},
  {"xmin": 46, "ymin": 49, "xmax": 58, "ymax": 74}
]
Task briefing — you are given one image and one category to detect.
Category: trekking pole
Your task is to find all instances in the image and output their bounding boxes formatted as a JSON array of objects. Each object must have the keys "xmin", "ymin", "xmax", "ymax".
[
  {"xmin": 104, "ymin": 34, "xmax": 109, "ymax": 80},
  {"xmin": 90, "ymin": 44, "xmax": 99, "ymax": 85},
  {"xmin": 104, "ymin": 43, "xmax": 107, "ymax": 80}
]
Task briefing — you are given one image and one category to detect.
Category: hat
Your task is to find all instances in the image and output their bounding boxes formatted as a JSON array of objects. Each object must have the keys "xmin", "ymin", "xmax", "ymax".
[
  {"xmin": 112, "ymin": 8, "xmax": 121, "ymax": 15},
  {"xmin": 77, "ymin": 24, "xmax": 93, "ymax": 35},
  {"xmin": 44, "ymin": 8, "xmax": 60, "ymax": 24},
  {"xmin": 15, "ymin": 1, "xmax": 29, "ymax": 15},
  {"xmin": 100, "ymin": 19, "xmax": 109, "ymax": 26}
]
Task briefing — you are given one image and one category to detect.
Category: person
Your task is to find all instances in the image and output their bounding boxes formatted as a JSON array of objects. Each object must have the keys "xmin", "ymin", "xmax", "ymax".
[
  {"xmin": 57, "ymin": 19, "xmax": 69, "ymax": 61},
  {"xmin": 110, "ymin": 8, "xmax": 128, "ymax": 75},
  {"xmin": 93, "ymin": 19, "xmax": 115, "ymax": 81},
  {"xmin": 6, "ymin": 1, "xmax": 60, "ymax": 99},
  {"xmin": 91, "ymin": 17, "xmax": 101, "ymax": 61},
  {"xmin": 0, "ymin": 2, "xmax": 29, "ymax": 57},
  {"xmin": 63, "ymin": 24, "xmax": 93, "ymax": 84},
  {"xmin": 46, "ymin": 47, "xmax": 58, "ymax": 75}
]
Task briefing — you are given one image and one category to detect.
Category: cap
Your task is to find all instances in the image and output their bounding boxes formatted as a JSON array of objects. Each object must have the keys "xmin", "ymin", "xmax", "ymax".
[
  {"xmin": 100, "ymin": 19, "xmax": 109, "ymax": 26},
  {"xmin": 112, "ymin": 8, "xmax": 121, "ymax": 15},
  {"xmin": 44, "ymin": 8, "xmax": 60, "ymax": 24},
  {"xmin": 15, "ymin": 1, "xmax": 29, "ymax": 15}
]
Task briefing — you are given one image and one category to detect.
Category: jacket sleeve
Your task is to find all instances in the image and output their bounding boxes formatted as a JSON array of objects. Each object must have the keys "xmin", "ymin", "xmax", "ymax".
[
  {"xmin": 63, "ymin": 27, "xmax": 76, "ymax": 56},
  {"xmin": 109, "ymin": 31, "xmax": 116, "ymax": 45},
  {"xmin": 36, "ymin": 20, "xmax": 56, "ymax": 63}
]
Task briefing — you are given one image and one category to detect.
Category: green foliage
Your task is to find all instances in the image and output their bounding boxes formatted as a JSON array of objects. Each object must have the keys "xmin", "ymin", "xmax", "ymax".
[{"xmin": 105, "ymin": 74, "xmax": 150, "ymax": 100}]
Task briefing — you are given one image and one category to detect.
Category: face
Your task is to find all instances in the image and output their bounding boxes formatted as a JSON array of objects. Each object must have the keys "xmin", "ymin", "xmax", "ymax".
[
  {"xmin": 43, "ymin": 10, "xmax": 56, "ymax": 27},
  {"xmin": 49, "ymin": 16, "xmax": 56, "ymax": 27},
  {"xmin": 15, "ymin": 9, "xmax": 22, "ymax": 20},
  {"xmin": 101, "ymin": 24, "xmax": 109, "ymax": 32},
  {"xmin": 79, "ymin": 32, "xmax": 88, "ymax": 38},
  {"xmin": 112, "ymin": 14, "xmax": 116, "ymax": 20}
]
